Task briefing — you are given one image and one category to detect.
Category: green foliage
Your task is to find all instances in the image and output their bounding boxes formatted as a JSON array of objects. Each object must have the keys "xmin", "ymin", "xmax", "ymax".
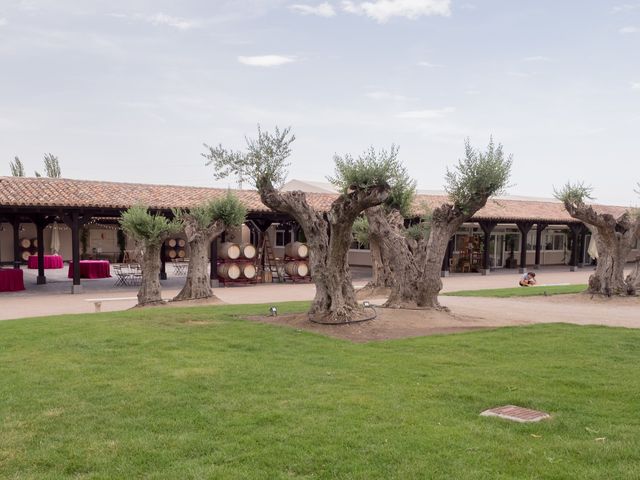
[
  {"xmin": 174, "ymin": 192, "xmax": 247, "ymax": 231},
  {"xmin": 119, "ymin": 205, "xmax": 181, "ymax": 245},
  {"xmin": 405, "ymin": 221, "xmax": 431, "ymax": 242},
  {"xmin": 43, "ymin": 153, "xmax": 61, "ymax": 178},
  {"xmin": 34, "ymin": 171, "xmax": 41, "ymax": 178},
  {"xmin": 445, "ymin": 138, "xmax": 512, "ymax": 212},
  {"xmin": 203, "ymin": 125, "xmax": 295, "ymax": 190},
  {"xmin": 328, "ymin": 145, "xmax": 405, "ymax": 196},
  {"xmin": 352, "ymin": 216, "xmax": 370, "ymax": 245},
  {"xmin": 553, "ymin": 181, "xmax": 594, "ymax": 205},
  {"xmin": 9, "ymin": 156, "xmax": 25, "ymax": 177}
]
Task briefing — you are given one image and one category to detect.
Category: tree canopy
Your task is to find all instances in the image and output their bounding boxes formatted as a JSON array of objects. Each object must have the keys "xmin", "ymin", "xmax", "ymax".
[
  {"xmin": 173, "ymin": 191, "xmax": 247, "ymax": 231},
  {"xmin": 9, "ymin": 156, "xmax": 25, "ymax": 177},
  {"xmin": 119, "ymin": 205, "xmax": 181, "ymax": 244}
]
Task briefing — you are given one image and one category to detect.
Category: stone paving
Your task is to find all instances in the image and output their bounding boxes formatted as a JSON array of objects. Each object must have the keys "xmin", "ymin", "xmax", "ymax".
[{"xmin": 0, "ymin": 263, "xmax": 598, "ymax": 321}]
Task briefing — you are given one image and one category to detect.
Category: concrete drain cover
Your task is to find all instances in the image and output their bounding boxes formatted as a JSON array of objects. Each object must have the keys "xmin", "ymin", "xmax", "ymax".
[{"xmin": 480, "ymin": 405, "xmax": 550, "ymax": 423}]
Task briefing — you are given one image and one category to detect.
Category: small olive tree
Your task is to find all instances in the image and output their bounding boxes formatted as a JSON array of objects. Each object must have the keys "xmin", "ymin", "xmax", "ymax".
[
  {"xmin": 556, "ymin": 182, "xmax": 640, "ymax": 295},
  {"xmin": 120, "ymin": 205, "xmax": 181, "ymax": 306},
  {"xmin": 173, "ymin": 192, "xmax": 247, "ymax": 301},
  {"xmin": 365, "ymin": 138, "xmax": 512, "ymax": 309},
  {"xmin": 204, "ymin": 126, "xmax": 400, "ymax": 323}
]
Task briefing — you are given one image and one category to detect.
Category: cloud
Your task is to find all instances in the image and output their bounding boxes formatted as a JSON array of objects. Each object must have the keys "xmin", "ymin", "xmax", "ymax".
[
  {"xmin": 148, "ymin": 13, "xmax": 197, "ymax": 30},
  {"xmin": 619, "ymin": 26, "xmax": 639, "ymax": 34},
  {"xmin": 632, "ymin": 82, "xmax": 640, "ymax": 90},
  {"xmin": 238, "ymin": 55, "xmax": 296, "ymax": 67},
  {"xmin": 290, "ymin": 2, "xmax": 336, "ymax": 17},
  {"xmin": 395, "ymin": 106, "xmax": 455, "ymax": 119},
  {"xmin": 523, "ymin": 55, "xmax": 551, "ymax": 62},
  {"xmin": 417, "ymin": 60, "xmax": 443, "ymax": 67},
  {"xmin": 364, "ymin": 90, "xmax": 409, "ymax": 101},
  {"xmin": 612, "ymin": 3, "xmax": 640, "ymax": 13},
  {"xmin": 342, "ymin": 0, "xmax": 451, "ymax": 22}
]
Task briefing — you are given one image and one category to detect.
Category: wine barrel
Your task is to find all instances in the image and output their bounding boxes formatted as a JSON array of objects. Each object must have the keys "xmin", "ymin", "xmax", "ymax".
[
  {"xmin": 242, "ymin": 263, "xmax": 257, "ymax": 279},
  {"xmin": 31, "ymin": 238, "xmax": 38, "ymax": 248},
  {"xmin": 167, "ymin": 249, "xmax": 177, "ymax": 259},
  {"xmin": 21, "ymin": 251, "xmax": 31, "ymax": 261},
  {"xmin": 168, "ymin": 238, "xmax": 177, "ymax": 248},
  {"xmin": 240, "ymin": 243, "xmax": 256, "ymax": 259},
  {"xmin": 285, "ymin": 261, "xmax": 309, "ymax": 277},
  {"xmin": 177, "ymin": 249, "xmax": 186, "ymax": 258},
  {"xmin": 285, "ymin": 242, "xmax": 308, "ymax": 259},
  {"xmin": 20, "ymin": 238, "xmax": 31, "ymax": 249},
  {"xmin": 218, "ymin": 263, "xmax": 241, "ymax": 280},
  {"xmin": 177, "ymin": 239, "xmax": 186, "ymax": 247},
  {"xmin": 219, "ymin": 242, "xmax": 241, "ymax": 260}
]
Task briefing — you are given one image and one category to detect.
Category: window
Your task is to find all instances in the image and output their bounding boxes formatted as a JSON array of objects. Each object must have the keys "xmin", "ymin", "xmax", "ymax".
[
  {"xmin": 544, "ymin": 231, "xmax": 566, "ymax": 251},
  {"xmin": 275, "ymin": 229, "xmax": 286, "ymax": 247}
]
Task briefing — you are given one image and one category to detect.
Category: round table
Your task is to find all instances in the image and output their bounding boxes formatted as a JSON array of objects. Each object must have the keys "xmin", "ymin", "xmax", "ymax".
[
  {"xmin": 0, "ymin": 268, "xmax": 25, "ymax": 292},
  {"xmin": 68, "ymin": 260, "xmax": 112, "ymax": 279},
  {"xmin": 27, "ymin": 255, "xmax": 64, "ymax": 269}
]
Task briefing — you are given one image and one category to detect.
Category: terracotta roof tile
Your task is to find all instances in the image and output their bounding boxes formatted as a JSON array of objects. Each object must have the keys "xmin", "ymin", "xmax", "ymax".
[{"xmin": 0, "ymin": 176, "xmax": 631, "ymax": 223}]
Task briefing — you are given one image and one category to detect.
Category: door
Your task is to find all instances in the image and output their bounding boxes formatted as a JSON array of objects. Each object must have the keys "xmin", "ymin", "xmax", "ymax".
[{"xmin": 490, "ymin": 233, "xmax": 506, "ymax": 268}]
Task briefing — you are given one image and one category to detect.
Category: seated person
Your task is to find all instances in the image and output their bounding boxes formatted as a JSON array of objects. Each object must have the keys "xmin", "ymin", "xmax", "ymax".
[{"xmin": 519, "ymin": 272, "xmax": 536, "ymax": 287}]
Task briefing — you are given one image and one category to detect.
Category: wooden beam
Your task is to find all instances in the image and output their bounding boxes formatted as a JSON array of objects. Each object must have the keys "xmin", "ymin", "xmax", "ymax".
[
  {"xmin": 478, "ymin": 221, "xmax": 498, "ymax": 275},
  {"xmin": 516, "ymin": 221, "xmax": 534, "ymax": 273},
  {"xmin": 534, "ymin": 222, "xmax": 549, "ymax": 269}
]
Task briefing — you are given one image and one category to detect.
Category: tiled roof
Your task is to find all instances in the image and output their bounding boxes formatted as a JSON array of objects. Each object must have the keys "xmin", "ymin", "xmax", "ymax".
[{"xmin": 0, "ymin": 176, "xmax": 631, "ymax": 223}]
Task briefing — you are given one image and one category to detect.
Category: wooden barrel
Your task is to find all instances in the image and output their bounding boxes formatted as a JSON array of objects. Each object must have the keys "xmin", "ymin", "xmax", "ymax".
[
  {"xmin": 20, "ymin": 238, "xmax": 31, "ymax": 249},
  {"xmin": 242, "ymin": 263, "xmax": 257, "ymax": 279},
  {"xmin": 21, "ymin": 251, "xmax": 31, "ymax": 261},
  {"xmin": 240, "ymin": 243, "xmax": 256, "ymax": 259},
  {"xmin": 285, "ymin": 261, "xmax": 309, "ymax": 277},
  {"xmin": 219, "ymin": 242, "xmax": 240, "ymax": 260},
  {"xmin": 285, "ymin": 242, "xmax": 308, "ymax": 259},
  {"xmin": 168, "ymin": 238, "xmax": 177, "ymax": 247},
  {"xmin": 31, "ymin": 238, "xmax": 38, "ymax": 248},
  {"xmin": 167, "ymin": 249, "xmax": 177, "ymax": 259},
  {"xmin": 177, "ymin": 249, "xmax": 186, "ymax": 258},
  {"xmin": 177, "ymin": 239, "xmax": 186, "ymax": 247},
  {"xmin": 218, "ymin": 263, "xmax": 241, "ymax": 280}
]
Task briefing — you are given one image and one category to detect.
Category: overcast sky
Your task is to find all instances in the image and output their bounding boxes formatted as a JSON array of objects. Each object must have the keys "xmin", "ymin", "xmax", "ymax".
[{"xmin": 1, "ymin": 0, "xmax": 639, "ymax": 205}]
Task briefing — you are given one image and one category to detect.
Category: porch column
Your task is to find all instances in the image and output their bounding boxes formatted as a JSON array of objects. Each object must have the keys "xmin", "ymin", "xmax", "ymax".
[
  {"xmin": 479, "ymin": 221, "xmax": 497, "ymax": 276},
  {"xmin": 35, "ymin": 216, "xmax": 46, "ymax": 285},
  {"xmin": 441, "ymin": 237, "xmax": 454, "ymax": 277},
  {"xmin": 534, "ymin": 222, "xmax": 548, "ymax": 270},
  {"xmin": 11, "ymin": 217, "xmax": 21, "ymax": 269},
  {"xmin": 516, "ymin": 221, "xmax": 534, "ymax": 274},
  {"xmin": 567, "ymin": 223, "xmax": 581, "ymax": 272},
  {"xmin": 577, "ymin": 225, "xmax": 587, "ymax": 267},
  {"xmin": 210, "ymin": 239, "xmax": 219, "ymax": 287},
  {"xmin": 160, "ymin": 246, "xmax": 167, "ymax": 280},
  {"xmin": 70, "ymin": 212, "xmax": 82, "ymax": 293}
]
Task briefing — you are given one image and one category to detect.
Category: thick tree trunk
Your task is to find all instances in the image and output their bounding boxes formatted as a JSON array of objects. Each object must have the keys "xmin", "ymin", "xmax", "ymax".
[
  {"xmin": 626, "ymin": 258, "xmax": 640, "ymax": 295},
  {"xmin": 361, "ymin": 206, "xmax": 397, "ymax": 292},
  {"xmin": 174, "ymin": 219, "xmax": 225, "ymax": 301},
  {"xmin": 259, "ymin": 183, "xmax": 389, "ymax": 323},
  {"xmin": 416, "ymin": 223, "xmax": 454, "ymax": 308},
  {"xmin": 138, "ymin": 242, "xmax": 164, "ymax": 306},
  {"xmin": 563, "ymin": 204, "xmax": 640, "ymax": 296}
]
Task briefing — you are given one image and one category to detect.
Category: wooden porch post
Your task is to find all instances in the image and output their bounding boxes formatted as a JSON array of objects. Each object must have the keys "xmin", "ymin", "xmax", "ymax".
[
  {"xmin": 534, "ymin": 222, "xmax": 548, "ymax": 270},
  {"xmin": 479, "ymin": 221, "xmax": 497, "ymax": 275},
  {"xmin": 35, "ymin": 216, "xmax": 46, "ymax": 285},
  {"xmin": 210, "ymin": 239, "xmax": 219, "ymax": 287},
  {"xmin": 567, "ymin": 223, "xmax": 581, "ymax": 272},
  {"xmin": 11, "ymin": 216, "xmax": 21, "ymax": 269},
  {"xmin": 71, "ymin": 212, "xmax": 82, "ymax": 293},
  {"xmin": 516, "ymin": 221, "xmax": 534, "ymax": 273},
  {"xmin": 160, "ymin": 245, "xmax": 167, "ymax": 280}
]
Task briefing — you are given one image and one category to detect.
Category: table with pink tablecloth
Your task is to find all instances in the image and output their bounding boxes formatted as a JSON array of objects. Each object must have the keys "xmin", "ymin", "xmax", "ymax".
[
  {"xmin": 0, "ymin": 268, "xmax": 25, "ymax": 292},
  {"xmin": 68, "ymin": 260, "xmax": 112, "ymax": 279},
  {"xmin": 27, "ymin": 255, "xmax": 64, "ymax": 269}
]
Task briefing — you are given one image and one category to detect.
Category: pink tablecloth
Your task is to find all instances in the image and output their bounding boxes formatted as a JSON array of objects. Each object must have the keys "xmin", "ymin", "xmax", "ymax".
[
  {"xmin": 0, "ymin": 268, "xmax": 25, "ymax": 292},
  {"xmin": 68, "ymin": 260, "xmax": 112, "ymax": 279},
  {"xmin": 27, "ymin": 255, "xmax": 64, "ymax": 269}
]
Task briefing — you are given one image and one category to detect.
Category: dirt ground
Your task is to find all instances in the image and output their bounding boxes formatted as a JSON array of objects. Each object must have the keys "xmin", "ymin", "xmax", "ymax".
[{"xmin": 249, "ymin": 294, "xmax": 640, "ymax": 342}]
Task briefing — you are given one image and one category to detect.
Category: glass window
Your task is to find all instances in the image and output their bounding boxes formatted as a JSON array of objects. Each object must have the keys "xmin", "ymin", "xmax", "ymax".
[{"xmin": 275, "ymin": 230, "xmax": 286, "ymax": 247}]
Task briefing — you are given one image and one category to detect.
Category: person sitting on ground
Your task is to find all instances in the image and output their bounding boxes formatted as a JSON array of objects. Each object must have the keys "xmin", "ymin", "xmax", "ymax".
[{"xmin": 519, "ymin": 271, "xmax": 536, "ymax": 287}]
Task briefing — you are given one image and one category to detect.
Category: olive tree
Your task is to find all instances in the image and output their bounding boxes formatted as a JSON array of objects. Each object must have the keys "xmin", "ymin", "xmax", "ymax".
[
  {"xmin": 203, "ymin": 126, "xmax": 399, "ymax": 323},
  {"xmin": 365, "ymin": 138, "xmax": 512, "ymax": 309},
  {"xmin": 119, "ymin": 205, "xmax": 181, "ymax": 306},
  {"xmin": 173, "ymin": 192, "xmax": 247, "ymax": 301},
  {"xmin": 9, "ymin": 156, "xmax": 25, "ymax": 177},
  {"xmin": 556, "ymin": 182, "xmax": 640, "ymax": 295}
]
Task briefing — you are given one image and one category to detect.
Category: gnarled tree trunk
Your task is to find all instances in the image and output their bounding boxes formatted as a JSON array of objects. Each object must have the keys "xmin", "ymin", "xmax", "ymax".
[
  {"xmin": 359, "ymin": 206, "xmax": 399, "ymax": 294},
  {"xmin": 626, "ymin": 257, "xmax": 640, "ymax": 294},
  {"xmin": 138, "ymin": 242, "xmax": 164, "ymax": 306},
  {"xmin": 563, "ymin": 204, "xmax": 640, "ymax": 296},
  {"xmin": 259, "ymin": 183, "xmax": 389, "ymax": 323},
  {"xmin": 173, "ymin": 220, "xmax": 225, "ymax": 301}
]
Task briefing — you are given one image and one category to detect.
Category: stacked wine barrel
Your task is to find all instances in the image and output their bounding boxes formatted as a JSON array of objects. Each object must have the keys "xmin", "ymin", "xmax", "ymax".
[
  {"xmin": 19, "ymin": 238, "xmax": 37, "ymax": 262},
  {"xmin": 284, "ymin": 242, "xmax": 310, "ymax": 280},
  {"xmin": 217, "ymin": 242, "xmax": 258, "ymax": 284},
  {"xmin": 164, "ymin": 238, "xmax": 187, "ymax": 260}
]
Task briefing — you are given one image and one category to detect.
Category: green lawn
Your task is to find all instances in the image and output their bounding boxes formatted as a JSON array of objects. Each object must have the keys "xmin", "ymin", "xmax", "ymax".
[
  {"xmin": 444, "ymin": 284, "xmax": 588, "ymax": 298},
  {"xmin": 1, "ymin": 302, "xmax": 639, "ymax": 479}
]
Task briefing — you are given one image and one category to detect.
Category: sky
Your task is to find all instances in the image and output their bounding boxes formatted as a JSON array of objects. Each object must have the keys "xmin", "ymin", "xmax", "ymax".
[{"xmin": 0, "ymin": 0, "xmax": 639, "ymax": 205}]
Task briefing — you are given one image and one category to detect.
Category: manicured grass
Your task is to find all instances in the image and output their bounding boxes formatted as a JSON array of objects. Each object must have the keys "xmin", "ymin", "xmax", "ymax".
[
  {"xmin": 1, "ymin": 301, "xmax": 639, "ymax": 479},
  {"xmin": 444, "ymin": 284, "xmax": 588, "ymax": 298}
]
